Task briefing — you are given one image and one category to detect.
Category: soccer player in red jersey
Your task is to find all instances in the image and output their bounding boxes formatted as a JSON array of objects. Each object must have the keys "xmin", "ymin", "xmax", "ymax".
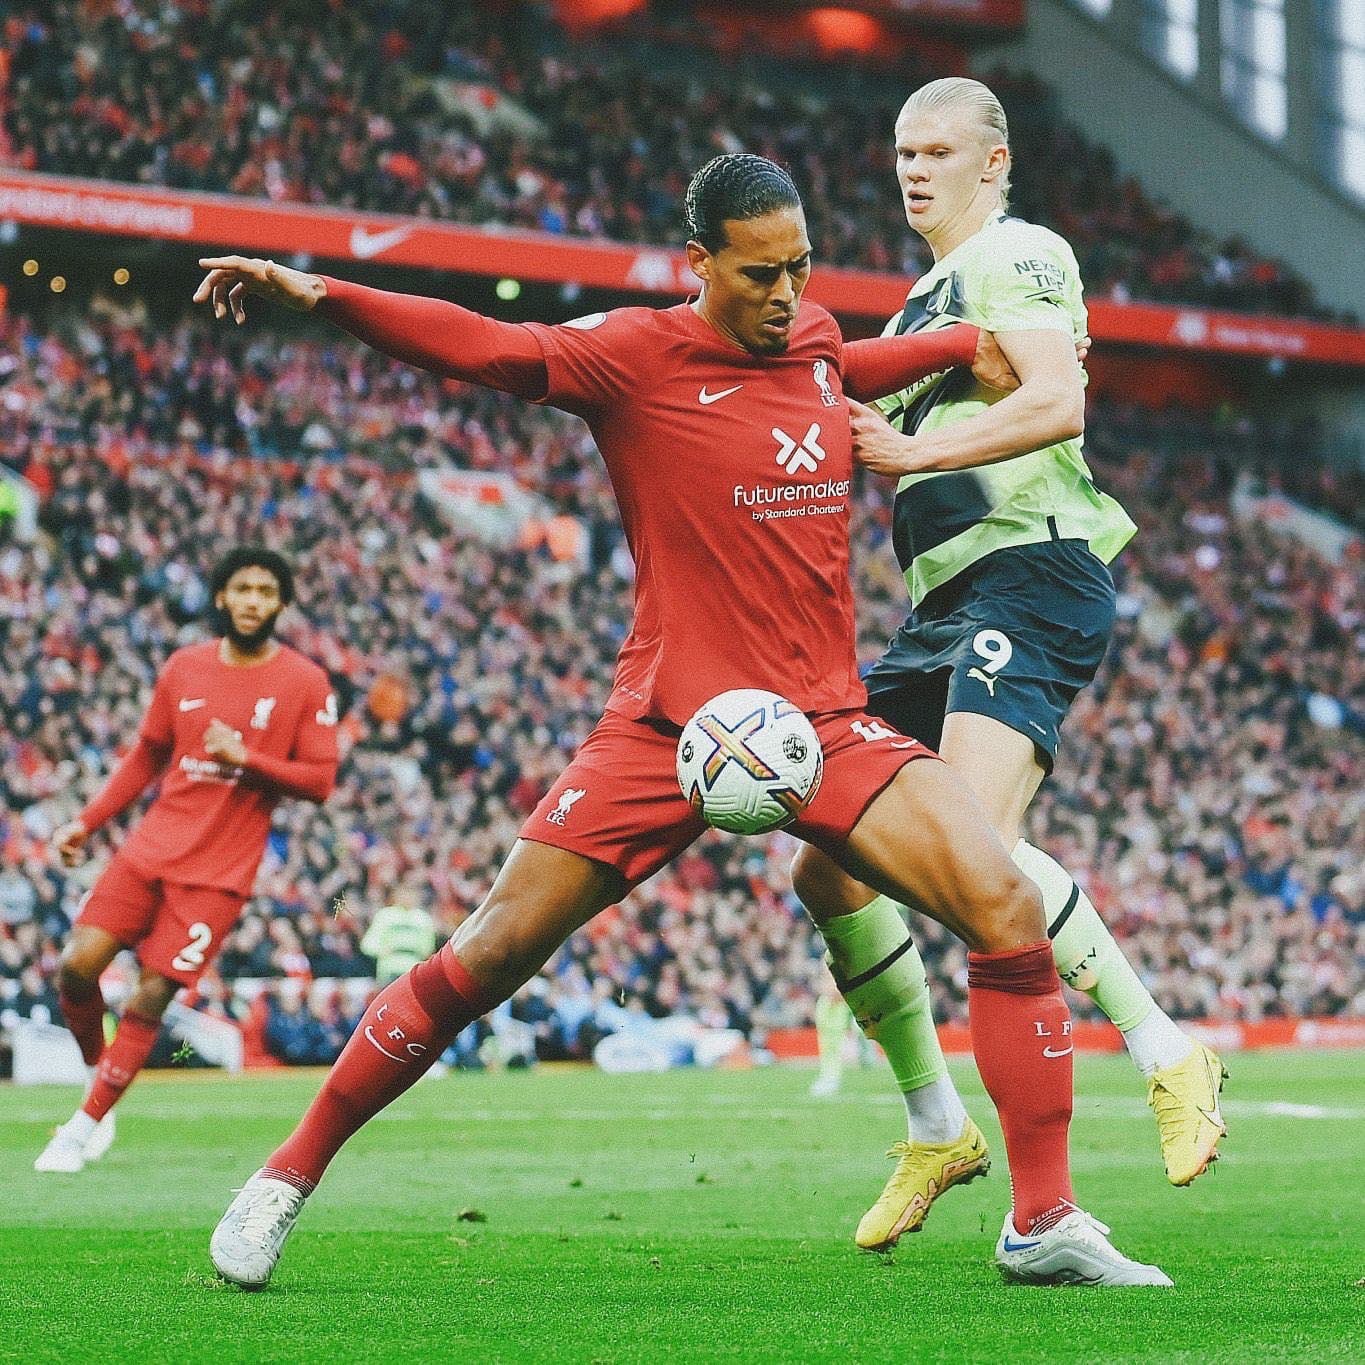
[
  {"xmin": 198, "ymin": 155, "xmax": 1168, "ymax": 1287},
  {"xmin": 34, "ymin": 548, "xmax": 340, "ymax": 1174}
]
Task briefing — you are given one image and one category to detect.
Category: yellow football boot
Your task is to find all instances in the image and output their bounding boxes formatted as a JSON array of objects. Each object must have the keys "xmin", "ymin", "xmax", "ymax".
[
  {"xmin": 854, "ymin": 1117, "xmax": 991, "ymax": 1251},
  {"xmin": 1147, "ymin": 1043, "xmax": 1228, "ymax": 1186}
]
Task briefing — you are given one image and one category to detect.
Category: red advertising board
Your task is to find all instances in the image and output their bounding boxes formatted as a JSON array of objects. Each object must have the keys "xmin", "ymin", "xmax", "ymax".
[{"xmin": 2, "ymin": 169, "xmax": 1362, "ymax": 367}]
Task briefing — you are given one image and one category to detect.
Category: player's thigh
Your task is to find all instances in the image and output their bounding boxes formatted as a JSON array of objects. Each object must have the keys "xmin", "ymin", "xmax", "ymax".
[
  {"xmin": 519, "ymin": 709, "xmax": 705, "ymax": 890},
  {"xmin": 73, "ymin": 853, "xmax": 161, "ymax": 960},
  {"xmin": 61, "ymin": 924, "xmax": 126, "ymax": 982},
  {"xmin": 937, "ymin": 710, "xmax": 1046, "ymax": 845},
  {"xmin": 451, "ymin": 839, "xmax": 629, "ymax": 997},
  {"xmin": 141, "ymin": 884, "xmax": 245, "ymax": 988},
  {"xmin": 837, "ymin": 758, "xmax": 1043, "ymax": 952}
]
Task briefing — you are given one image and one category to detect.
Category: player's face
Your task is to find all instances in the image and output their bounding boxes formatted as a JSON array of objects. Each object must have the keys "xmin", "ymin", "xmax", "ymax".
[
  {"xmin": 894, "ymin": 105, "xmax": 1007, "ymax": 239},
  {"xmin": 688, "ymin": 207, "xmax": 812, "ymax": 355},
  {"xmin": 217, "ymin": 566, "xmax": 283, "ymax": 647}
]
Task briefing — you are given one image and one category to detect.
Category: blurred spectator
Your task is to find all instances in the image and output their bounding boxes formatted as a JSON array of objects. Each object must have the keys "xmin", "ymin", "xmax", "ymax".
[
  {"xmin": 360, "ymin": 889, "xmax": 438, "ymax": 983},
  {"xmin": 0, "ymin": 292, "xmax": 1359, "ymax": 1068},
  {"xmin": 0, "ymin": 3, "xmax": 1339, "ymax": 320}
]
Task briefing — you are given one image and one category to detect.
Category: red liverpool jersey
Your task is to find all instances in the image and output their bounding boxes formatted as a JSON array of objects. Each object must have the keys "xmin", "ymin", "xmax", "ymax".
[
  {"xmin": 111, "ymin": 642, "xmax": 338, "ymax": 894},
  {"xmin": 526, "ymin": 302, "xmax": 864, "ymax": 725}
]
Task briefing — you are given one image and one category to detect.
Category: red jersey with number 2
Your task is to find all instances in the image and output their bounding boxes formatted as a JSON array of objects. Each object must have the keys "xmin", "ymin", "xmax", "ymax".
[
  {"xmin": 118, "ymin": 642, "xmax": 339, "ymax": 894},
  {"xmin": 525, "ymin": 301, "xmax": 863, "ymax": 726}
]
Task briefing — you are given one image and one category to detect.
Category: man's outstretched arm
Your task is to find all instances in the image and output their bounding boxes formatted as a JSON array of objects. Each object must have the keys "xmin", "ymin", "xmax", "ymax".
[
  {"xmin": 193, "ymin": 257, "xmax": 548, "ymax": 399},
  {"xmin": 842, "ymin": 324, "xmax": 983, "ymax": 400},
  {"xmin": 851, "ymin": 329, "xmax": 1085, "ymax": 477}
]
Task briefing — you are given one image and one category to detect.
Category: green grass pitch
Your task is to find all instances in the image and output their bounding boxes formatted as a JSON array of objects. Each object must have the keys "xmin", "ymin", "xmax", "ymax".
[{"xmin": 4, "ymin": 1051, "xmax": 1363, "ymax": 1362}]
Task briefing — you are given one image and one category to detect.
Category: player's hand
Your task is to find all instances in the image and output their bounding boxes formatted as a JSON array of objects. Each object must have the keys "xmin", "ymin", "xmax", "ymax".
[
  {"xmin": 1077, "ymin": 334, "xmax": 1091, "ymax": 367},
  {"xmin": 849, "ymin": 399, "xmax": 919, "ymax": 478},
  {"xmin": 970, "ymin": 330, "xmax": 1020, "ymax": 392},
  {"xmin": 203, "ymin": 719, "xmax": 248, "ymax": 766},
  {"xmin": 192, "ymin": 256, "xmax": 326, "ymax": 323},
  {"xmin": 52, "ymin": 819, "xmax": 89, "ymax": 867}
]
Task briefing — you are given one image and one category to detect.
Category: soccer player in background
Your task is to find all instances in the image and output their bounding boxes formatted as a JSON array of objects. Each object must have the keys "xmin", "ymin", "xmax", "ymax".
[
  {"xmin": 196, "ymin": 153, "xmax": 1169, "ymax": 1289},
  {"xmin": 361, "ymin": 889, "xmax": 438, "ymax": 985},
  {"xmin": 34, "ymin": 548, "xmax": 340, "ymax": 1173},
  {"xmin": 791, "ymin": 78, "xmax": 1227, "ymax": 1254}
]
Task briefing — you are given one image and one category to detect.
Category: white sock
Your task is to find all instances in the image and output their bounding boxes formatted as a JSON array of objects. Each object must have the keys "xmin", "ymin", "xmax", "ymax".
[
  {"xmin": 1121, "ymin": 1007, "xmax": 1195, "ymax": 1077},
  {"xmin": 65, "ymin": 1111, "xmax": 97, "ymax": 1142},
  {"xmin": 902, "ymin": 1074, "xmax": 969, "ymax": 1145}
]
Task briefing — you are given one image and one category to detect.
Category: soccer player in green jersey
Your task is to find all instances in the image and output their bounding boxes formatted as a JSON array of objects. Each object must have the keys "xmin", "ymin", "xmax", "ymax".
[{"xmin": 794, "ymin": 78, "xmax": 1228, "ymax": 1263}]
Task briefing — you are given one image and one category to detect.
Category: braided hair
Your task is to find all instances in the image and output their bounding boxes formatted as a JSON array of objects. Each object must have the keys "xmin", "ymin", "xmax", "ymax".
[{"xmin": 684, "ymin": 154, "xmax": 802, "ymax": 252}]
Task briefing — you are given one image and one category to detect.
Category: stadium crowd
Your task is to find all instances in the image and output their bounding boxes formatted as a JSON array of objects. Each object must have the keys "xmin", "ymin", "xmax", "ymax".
[
  {"xmin": 0, "ymin": 295, "xmax": 1360, "ymax": 1069},
  {"xmin": 0, "ymin": 1, "xmax": 1336, "ymax": 320}
]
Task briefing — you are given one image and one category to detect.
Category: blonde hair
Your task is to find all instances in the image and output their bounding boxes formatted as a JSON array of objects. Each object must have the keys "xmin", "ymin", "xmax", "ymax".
[{"xmin": 900, "ymin": 77, "xmax": 1011, "ymax": 209}]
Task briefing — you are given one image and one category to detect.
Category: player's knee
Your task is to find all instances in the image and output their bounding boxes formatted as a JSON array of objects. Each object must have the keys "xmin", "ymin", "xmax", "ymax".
[
  {"xmin": 129, "ymin": 975, "xmax": 178, "ymax": 1018},
  {"xmin": 969, "ymin": 865, "xmax": 1045, "ymax": 952},
  {"xmin": 451, "ymin": 899, "xmax": 551, "ymax": 992},
  {"xmin": 57, "ymin": 957, "xmax": 99, "ymax": 1000},
  {"xmin": 789, "ymin": 845, "xmax": 825, "ymax": 912},
  {"xmin": 789, "ymin": 846, "xmax": 859, "ymax": 922}
]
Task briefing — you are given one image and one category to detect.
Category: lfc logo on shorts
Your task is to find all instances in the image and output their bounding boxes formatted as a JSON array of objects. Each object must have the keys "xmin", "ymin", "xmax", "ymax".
[
  {"xmin": 546, "ymin": 787, "xmax": 587, "ymax": 826},
  {"xmin": 251, "ymin": 696, "xmax": 277, "ymax": 730}
]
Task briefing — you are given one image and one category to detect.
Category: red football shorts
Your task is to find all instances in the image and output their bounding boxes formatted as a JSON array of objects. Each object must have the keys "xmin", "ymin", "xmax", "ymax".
[
  {"xmin": 76, "ymin": 851, "xmax": 246, "ymax": 986},
  {"xmin": 521, "ymin": 707, "xmax": 937, "ymax": 888}
]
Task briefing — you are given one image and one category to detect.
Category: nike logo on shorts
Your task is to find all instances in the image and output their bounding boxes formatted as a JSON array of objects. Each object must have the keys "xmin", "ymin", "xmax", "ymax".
[{"xmin": 698, "ymin": 384, "xmax": 743, "ymax": 405}]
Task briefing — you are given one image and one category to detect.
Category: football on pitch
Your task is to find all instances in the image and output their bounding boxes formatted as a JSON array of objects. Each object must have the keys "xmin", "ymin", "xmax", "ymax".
[{"xmin": 676, "ymin": 689, "xmax": 824, "ymax": 835}]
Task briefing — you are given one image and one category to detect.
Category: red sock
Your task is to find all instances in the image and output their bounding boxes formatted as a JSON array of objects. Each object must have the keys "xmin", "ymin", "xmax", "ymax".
[
  {"xmin": 968, "ymin": 942, "xmax": 1075, "ymax": 1232},
  {"xmin": 59, "ymin": 984, "xmax": 108, "ymax": 1067},
  {"xmin": 265, "ymin": 944, "xmax": 495, "ymax": 1192},
  {"xmin": 82, "ymin": 1010, "xmax": 161, "ymax": 1122}
]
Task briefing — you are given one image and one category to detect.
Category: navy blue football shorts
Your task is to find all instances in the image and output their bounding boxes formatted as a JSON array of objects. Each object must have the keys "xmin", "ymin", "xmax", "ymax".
[{"xmin": 861, "ymin": 538, "xmax": 1117, "ymax": 771}]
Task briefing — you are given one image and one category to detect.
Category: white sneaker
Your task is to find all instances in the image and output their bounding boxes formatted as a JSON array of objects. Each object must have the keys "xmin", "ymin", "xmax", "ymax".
[
  {"xmin": 34, "ymin": 1120, "xmax": 89, "ymax": 1174},
  {"xmin": 210, "ymin": 1170, "xmax": 308, "ymax": 1288},
  {"xmin": 809, "ymin": 1072, "xmax": 841, "ymax": 1099},
  {"xmin": 83, "ymin": 1110, "xmax": 117, "ymax": 1163},
  {"xmin": 995, "ymin": 1208, "xmax": 1173, "ymax": 1286}
]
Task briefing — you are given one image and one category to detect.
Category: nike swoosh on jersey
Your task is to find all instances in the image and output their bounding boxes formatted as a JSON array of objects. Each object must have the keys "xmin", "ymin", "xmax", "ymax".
[
  {"xmin": 179, "ymin": 698, "xmax": 206, "ymax": 711},
  {"xmin": 1042, "ymin": 1044, "xmax": 1074, "ymax": 1058},
  {"xmin": 698, "ymin": 384, "xmax": 743, "ymax": 405},
  {"xmin": 349, "ymin": 224, "xmax": 413, "ymax": 260}
]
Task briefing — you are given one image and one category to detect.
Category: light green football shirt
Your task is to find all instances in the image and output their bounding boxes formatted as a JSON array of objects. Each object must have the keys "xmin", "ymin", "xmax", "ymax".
[
  {"xmin": 877, "ymin": 212, "xmax": 1136, "ymax": 607},
  {"xmin": 360, "ymin": 904, "xmax": 437, "ymax": 982}
]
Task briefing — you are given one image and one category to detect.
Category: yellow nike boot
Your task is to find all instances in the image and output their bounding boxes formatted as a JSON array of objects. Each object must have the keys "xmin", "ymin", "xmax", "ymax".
[
  {"xmin": 1147, "ymin": 1043, "xmax": 1228, "ymax": 1186},
  {"xmin": 854, "ymin": 1117, "xmax": 990, "ymax": 1250}
]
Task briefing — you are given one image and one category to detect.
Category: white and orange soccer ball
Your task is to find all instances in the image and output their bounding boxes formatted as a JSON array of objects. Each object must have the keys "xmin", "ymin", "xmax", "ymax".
[{"xmin": 676, "ymin": 688, "xmax": 824, "ymax": 835}]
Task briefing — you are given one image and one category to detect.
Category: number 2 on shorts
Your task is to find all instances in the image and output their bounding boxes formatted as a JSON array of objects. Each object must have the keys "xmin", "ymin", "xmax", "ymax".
[{"xmin": 171, "ymin": 921, "xmax": 213, "ymax": 973}]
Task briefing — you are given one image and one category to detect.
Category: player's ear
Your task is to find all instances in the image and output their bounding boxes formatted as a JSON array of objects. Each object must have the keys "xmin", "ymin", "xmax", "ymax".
[{"xmin": 685, "ymin": 239, "xmax": 711, "ymax": 284}]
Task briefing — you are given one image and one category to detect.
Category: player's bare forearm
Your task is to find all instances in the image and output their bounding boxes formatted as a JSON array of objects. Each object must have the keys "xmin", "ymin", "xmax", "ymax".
[
  {"xmin": 240, "ymin": 750, "xmax": 338, "ymax": 803},
  {"xmin": 862, "ymin": 380, "xmax": 1083, "ymax": 476}
]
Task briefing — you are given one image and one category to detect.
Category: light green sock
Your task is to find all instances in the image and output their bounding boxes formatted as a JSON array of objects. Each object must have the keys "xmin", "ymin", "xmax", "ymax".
[
  {"xmin": 813, "ymin": 993, "xmax": 852, "ymax": 1081},
  {"xmin": 815, "ymin": 895, "xmax": 947, "ymax": 1092},
  {"xmin": 1014, "ymin": 840, "xmax": 1192, "ymax": 1074},
  {"xmin": 1012, "ymin": 840, "xmax": 1154, "ymax": 1030}
]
